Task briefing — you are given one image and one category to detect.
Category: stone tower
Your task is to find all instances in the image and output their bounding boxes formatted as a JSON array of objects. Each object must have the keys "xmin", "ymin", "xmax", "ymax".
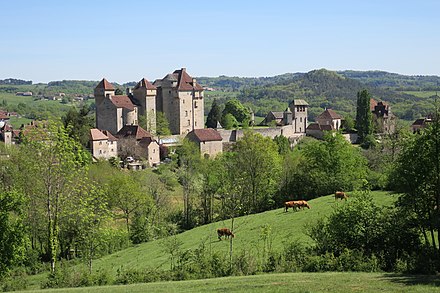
[
  {"xmin": 94, "ymin": 78, "xmax": 115, "ymax": 130},
  {"xmin": 132, "ymin": 78, "xmax": 157, "ymax": 133},
  {"xmin": 154, "ymin": 68, "xmax": 204, "ymax": 135},
  {"xmin": 289, "ymin": 99, "xmax": 309, "ymax": 133}
]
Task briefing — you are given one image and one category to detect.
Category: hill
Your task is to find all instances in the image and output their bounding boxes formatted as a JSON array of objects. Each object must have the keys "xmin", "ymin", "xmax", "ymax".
[{"xmin": 24, "ymin": 191, "xmax": 396, "ymax": 290}]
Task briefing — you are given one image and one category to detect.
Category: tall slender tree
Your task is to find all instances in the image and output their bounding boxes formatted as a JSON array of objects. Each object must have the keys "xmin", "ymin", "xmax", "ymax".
[
  {"xmin": 356, "ymin": 89, "xmax": 373, "ymax": 146},
  {"xmin": 206, "ymin": 98, "xmax": 222, "ymax": 128}
]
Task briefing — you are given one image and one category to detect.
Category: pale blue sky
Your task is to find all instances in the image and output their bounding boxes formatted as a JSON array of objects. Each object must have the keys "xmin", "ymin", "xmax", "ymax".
[{"xmin": 0, "ymin": 0, "xmax": 439, "ymax": 83}]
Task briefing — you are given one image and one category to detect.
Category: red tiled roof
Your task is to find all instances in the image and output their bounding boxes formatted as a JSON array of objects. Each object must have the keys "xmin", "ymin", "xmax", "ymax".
[
  {"xmin": 111, "ymin": 95, "xmax": 135, "ymax": 110},
  {"xmin": 412, "ymin": 118, "xmax": 425, "ymax": 126},
  {"xmin": 189, "ymin": 128, "xmax": 222, "ymax": 142},
  {"xmin": 95, "ymin": 78, "xmax": 115, "ymax": 90},
  {"xmin": 0, "ymin": 113, "xmax": 9, "ymax": 120},
  {"xmin": 317, "ymin": 109, "xmax": 342, "ymax": 120},
  {"xmin": 134, "ymin": 78, "xmax": 157, "ymax": 90},
  {"xmin": 173, "ymin": 68, "xmax": 204, "ymax": 91},
  {"xmin": 116, "ymin": 125, "xmax": 152, "ymax": 140},
  {"xmin": 90, "ymin": 128, "xmax": 108, "ymax": 141},
  {"xmin": 306, "ymin": 123, "xmax": 321, "ymax": 130},
  {"xmin": 101, "ymin": 130, "xmax": 118, "ymax": 141}
]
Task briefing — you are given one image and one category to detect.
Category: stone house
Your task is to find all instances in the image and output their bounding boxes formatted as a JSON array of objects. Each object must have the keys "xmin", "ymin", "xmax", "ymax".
[
  {"xmin": 89, "ymin": 128, "xmax": 118, "ymax": 159},
  {"xmin": 116, "ymin": 125, "xmax": 160, "ymax": 167},
  {"xmin": 316, "ymin": 108, "xmax": 342, "ymax": 131},
  {"xmin": 261, "ymin": 99, "xmax": 308, "ymax": 133},
  {"xmin": 186, "ymin": 128, "xmax": 223, "ymax": 158},
  {"xmin": 370, "ymin": 98, "xmax": 396, "ymax": 134},
  {"xmin": 411, "ymin": 114, "xmax": 433, "ymax": 133},
  {"xmin": 154, "ymin": 68, "xmax": 204, "ymax": 135}
]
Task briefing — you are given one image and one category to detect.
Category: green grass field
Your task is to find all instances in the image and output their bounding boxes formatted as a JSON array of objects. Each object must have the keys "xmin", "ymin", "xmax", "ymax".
[
  {"xmin": 24, "ymin": 191, "xmax": 397, "ymax": 290},
  {"xmin": 15, "ymin": 272, "xmax": 440, "ymax": 293},
  {"xmin": 403, "ymin": 91, "xmax": 439, "ymax": 99}
]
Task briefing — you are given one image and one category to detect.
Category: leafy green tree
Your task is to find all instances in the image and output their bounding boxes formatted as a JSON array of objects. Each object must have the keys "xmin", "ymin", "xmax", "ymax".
[
  {"xmin": 0, "ymin": 190, "xmax": 28, "ymax": 277},
  {"xmin": 389, "ymin": 107, "xmax": 440, "ymax": 251},
  {"xmin": 342, "ymin": 115, "xmax": 355, "ymax": 132},
  {"xmin": 62, "ymin": 104, "xmax": 94, "ymax": 147},
  {"xmin": 230, "ymin": 131, "xmax": 281, "ymax": 213},
  {"xmin": 206, "ymin": 98, "xmax": 222, "ymax": 128},
  {"xmin": 22, "ymin": 121, "xmax": 91, "ymax": 273},
  {"xmin": 289, "ymin": 132, "xmax": 368, "ymax": 198},
  {"xmin": 273, "ymin": 135, "xmax": 290, "ymax": 155},
  {"xmin": 222, "ymin": 99, "xmax": 250, "ymax": 123},
  {"xmin": 156, "ymin": 111, "xmax": 171, "ymax": 137},
  {"xmin": 115, "ymin": 88, "xmax": 124, "ymax": 95},
  {"xmin": 356, "ymin": 89, "xmax": 373, "ymax": 147},
  {"xmin": 220, "ymin": 113, "xmax": 237, "ymax": 130},
  {"xmin": 176, "ymin": 139, "xmax": 202, "ymax": 229}
]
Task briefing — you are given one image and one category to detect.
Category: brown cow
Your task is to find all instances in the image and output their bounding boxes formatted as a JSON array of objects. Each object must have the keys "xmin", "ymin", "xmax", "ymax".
[
  {"xmin": 335, "ymin": 191, "xmax": 348, "ymax": 200},
  {"xmin": 285, "ymin": 200, "xmax": 310, "ymax": 212},
  {"xmin": 217, "ymin": 228, "xmax": 234, "ymax": 240}
]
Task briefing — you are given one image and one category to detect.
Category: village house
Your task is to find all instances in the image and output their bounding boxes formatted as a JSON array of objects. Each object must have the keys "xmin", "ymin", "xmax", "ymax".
[
  {"xmin": 260, "ymin": 99, "xmax": 309, "ymax": 133},
  {"xmin": 371, "ymin": 98, "xmax": 396, "ymax": 134},
  {"xmin": 306, "ymin": 108, "xmax": 343, "ymax": 139},
  {"xmin": 89, "ymin": 128, "xmax": 118, "ymax": 160},
  {"xmin": 115, "ymin": 125, "xmax": 160, "ymax": 167},
  {"xmin": 411, "ymin": 114, "xmax": 434, "ymax": 133},
  {"xmin": 186, "ymin": 128, "xmax": 223, "ymax": 158}
]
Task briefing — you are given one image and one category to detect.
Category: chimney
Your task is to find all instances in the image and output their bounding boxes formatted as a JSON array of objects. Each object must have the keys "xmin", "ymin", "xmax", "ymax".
[
  {"xmin": 181, "ymin": 67, "xmax": 186, "ymax": 72},
  {"xmin": 126, "ymin": 88, "xmax": 132, "ymax": 95}
]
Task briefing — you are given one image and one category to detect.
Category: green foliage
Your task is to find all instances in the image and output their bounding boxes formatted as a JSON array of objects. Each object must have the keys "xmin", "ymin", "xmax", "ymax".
[
  {"xmin": 356, "ymin": 89, "xmax": 374, "ymax": 146},
  {"xmin": 273, "ymin": 135, "xmax": 290, "ymax": 155},
  {"xmin": 222, "ymin": 99, "xmax": 250, "ymax": 123},
  {"xmin": 62, "ymin": 104, "xmax": 94, "ymax": 147},
  {"xmin": 0, "ymin": 190, "xmax": 28, "ymax": 277},
  {"xmin": 220, "ymin": 113, "xmax": 237, "ymax": 129},
  {"xmin": 206, "ymin": 98, "xmax": 222, "ymax": 128},
  {"xmin": 156, "ymin": 111, "xmax": 171, "ymax": 136},
  {"xmin": 287, "ymin": 133, "xmax": 368, "ymax": 198}
]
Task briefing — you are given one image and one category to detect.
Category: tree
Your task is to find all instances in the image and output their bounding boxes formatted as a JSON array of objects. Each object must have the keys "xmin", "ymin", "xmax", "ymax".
[
  {"xmin": 156, "ymin": 111, "xmax": 171, "ymax": 137},
  {"xmin": 273, "ymin": 134, "xmax": 290, "ymax": 155},
  {"xmin": 356, "ymin": 89, "xmax": 373, "ymax": 147},
  {"xmin": 342, "ymin": 115, "xmax": 355, "ymax": 132},
  {"xmin": 206, "ymin": 98, "xmax": 222, "ymax": 128},
  {"xmin": 22, "ymin": 121, "xmax": 91, "ymax": 273},
  {"xmin": 222, "ymin": 99, "xmax": 250, "ymax": 124},
  {"xmin": 220, "ymin": 113, "xmax": 237, "ymax": 130},
  {"xmin": 0, "ymin": 190, "xmax": 28, "ymax": 277},
  {"xmin": 230, "ymin": 131, "xmax": 281, "ymax": 213},
  {"xmin": 389, "ymin": 105, "xmax": 440, "ymax": 252},
  {"xmin": 62, "ymin": 104, "xmax": 94, "ymax": 147},
  {"xmin": 115, "ymin": 88, "xmax": 124, "ymax": 95}
]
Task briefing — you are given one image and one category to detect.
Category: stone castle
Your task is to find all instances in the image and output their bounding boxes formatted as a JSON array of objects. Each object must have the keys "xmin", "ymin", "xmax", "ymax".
[{"xmin": 94, "ymin": 68, "xmax": 204, "ymax": 136}]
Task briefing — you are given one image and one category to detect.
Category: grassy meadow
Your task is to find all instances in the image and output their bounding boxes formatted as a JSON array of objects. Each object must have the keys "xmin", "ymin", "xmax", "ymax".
[
  {"xmin": 24, "ymin": 191, "xmax": 397, "ymax": 290},
  {"xmin": 15, "ymin": 272, "xmax": 440, "ymax": 293}
]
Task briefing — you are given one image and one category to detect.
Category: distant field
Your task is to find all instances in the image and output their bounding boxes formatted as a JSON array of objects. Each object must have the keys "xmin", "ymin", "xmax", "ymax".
[
  {"xmin": 403, "ymin": 91, "xmax": 439, "ymax": 99},
  {"xmin": 15, "ymin": 272, "xmax": 440, "ymax": 293},
  {"xmin": 0, "ymin": 92, "xmax": 34, "ymax": 106}
]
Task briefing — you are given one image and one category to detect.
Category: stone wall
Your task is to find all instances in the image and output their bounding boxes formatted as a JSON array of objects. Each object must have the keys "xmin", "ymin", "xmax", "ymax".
[{"xmin": 217, "ymin": 125, "xmax": 302, "ymax": 142}]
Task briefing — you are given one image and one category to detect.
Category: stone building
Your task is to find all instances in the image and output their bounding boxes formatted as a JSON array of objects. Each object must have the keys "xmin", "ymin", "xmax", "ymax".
[
  {"xmin": 132, "ymin": 78, "xmax": 157, "ymax": 133},
  {"xmin": 260, "ymin": 99, "xmax": 308, "ymax": 133},
  {"xmin": 94, "ymin": 79, "xmax": 138, "ymax": 134},
  {"xmin": 370, "ymin": 98, "xmax": 396, "ymax": 134},
  {"xmin": 186, "ymin": 128, "xmax": 223, "ymax": 158},
  {"xmin": 89, "ymin": 128, "xmax": 118, "ymax": 159},
  {"xmin": 116, "ymin": 125, "xmax": 160, "ymax": 167},
  {"xmin": 316, "ymin": 108, "xmax": 342, "ymax": 131},
  {"xmin": 154, "ymin": 68, "xmax": 204, "ymax": 135}
]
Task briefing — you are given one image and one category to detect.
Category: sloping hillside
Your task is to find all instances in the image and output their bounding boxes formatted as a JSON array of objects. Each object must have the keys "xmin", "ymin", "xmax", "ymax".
[{"xmin": 91, "ymin": 191, "xmax": 395, "ymax": 272}]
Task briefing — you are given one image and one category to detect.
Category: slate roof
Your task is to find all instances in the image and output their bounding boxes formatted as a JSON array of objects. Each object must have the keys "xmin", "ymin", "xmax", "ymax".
[
  {"xmin": 95, "ymin": 78, "xmax": 115, "ymax": 90},
  {"xmin": 188, "ymin": 128, "xmax": 223, "ymax": 142},
  {"xmin": 111, "ymin": 95, "xmax": 135, "ymax": 110},
  {"xmin": 292, "ymin": 99, "xmax": 309, "ymax": 106},
  {"xmin": 116, "ymin": 125, "xmax": 152, "ymax": 140},
  {"xmin": 317, "ymin": 109, "xmax": 342, "ymax": 120}
]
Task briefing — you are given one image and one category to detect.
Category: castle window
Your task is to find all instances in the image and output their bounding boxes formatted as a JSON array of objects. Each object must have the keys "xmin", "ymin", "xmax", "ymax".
[
  {"xmin": 195, "ymin": 121, "xmax": 197, "ymax": 126},
  {"xmin": 194, "ymin": 101, "xmax": 198, "ymax": 108},
  {"xmin": 300, "ymin": 117, "xmax": 302, "ymax": 122},
  {"xmin": 183, "ymin": 99, "xmax": 185, "ymax": 104},
  {"xmin": 188, "ymin": 120, "xmax": 191, "ymax": 126},
  {"xmin": 185, "ymin": 111, "xmax": 188, "ymax": 117}
]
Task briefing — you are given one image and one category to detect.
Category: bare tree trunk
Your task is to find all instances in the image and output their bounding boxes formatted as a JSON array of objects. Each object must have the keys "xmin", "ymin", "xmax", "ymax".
[{"xmin": 229, "ymin": 217, "xmax": 234, "ymax": 272}]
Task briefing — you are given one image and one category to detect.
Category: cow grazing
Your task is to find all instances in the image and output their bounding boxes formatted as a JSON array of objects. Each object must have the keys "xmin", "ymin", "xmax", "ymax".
[
  {"xmin": 217, "ymin": 228, "xmax": 234, "ymax": 240},
  {"xmin": 335, "ymin": 191, "xmax": 348, "ymax": 200},
  {"xmin": 285, "ymin": 200, "xmax": 310, "ymax": 212}
]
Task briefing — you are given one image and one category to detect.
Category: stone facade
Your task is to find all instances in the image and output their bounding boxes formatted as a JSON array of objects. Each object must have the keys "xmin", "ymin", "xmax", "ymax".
[
  {"xmin": 289, "ymin": 99, "xmax": 308, "ymax": 133},
  {"xmin": 154, "ymin": 68, "xmax": 204, "ymax": 135},
  {"xmin": 370, "ymin": 98, "xmax": 396, "ymax": 134},
  {"xmin": 316, "ymin": 109, "xmax": 342, "ymax": 131},
  {"xmin": 89, "ymin": 128, "xmax": 118, "ymax": 159},
  {"xmin": 186, "ymin": 128, "xmax": 223, "ymax": 158}
]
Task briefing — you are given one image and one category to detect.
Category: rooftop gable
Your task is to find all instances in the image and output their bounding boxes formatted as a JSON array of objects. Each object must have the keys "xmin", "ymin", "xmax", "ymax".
[
  {"xmin": 116, "ymin": 125, "xmax": 152, "ymax": 140},
  {"xmin": 173, "ymin": 68, "xmax": 204, "ymax": 91},
  {"xmin": 134, "ymin": 78, "xmax": 157, "ymax": 90},
  {"xmin": 90, "ymin": 128, "xmax": 108, "ymax": 141},
  {"xmin": 317, "ymin": 109, "xmax": 342, "ymax": 120},
  {"xmin": 110, "ymin": 95, "xmax": 135, "ymax": 110},
  {"xmin": 95, "ymin": 78, "xmax": 115, "ymax": 90},
  {"xmin": 188, "ymin": 128, "xmax": 222, "ymax": 142}
]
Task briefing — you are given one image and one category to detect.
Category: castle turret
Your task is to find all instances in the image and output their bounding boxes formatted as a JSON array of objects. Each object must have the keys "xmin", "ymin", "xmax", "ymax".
[
  {"xmin": 289, "ymin": 99, "xmax": 309, "ymax": 133},
  {"xmin": 94, "ymin": 78, "xmax": 115, "ymax": 106},
  {"xmin": 132, "ymin": 78, "xmax": 157, "ymax": 133}
]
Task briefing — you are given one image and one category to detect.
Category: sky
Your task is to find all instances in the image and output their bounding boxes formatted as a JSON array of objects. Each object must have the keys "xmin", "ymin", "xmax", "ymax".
[{"xmin": 0, "ymin": 0, "xmax": 439, "ymax": 83}]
